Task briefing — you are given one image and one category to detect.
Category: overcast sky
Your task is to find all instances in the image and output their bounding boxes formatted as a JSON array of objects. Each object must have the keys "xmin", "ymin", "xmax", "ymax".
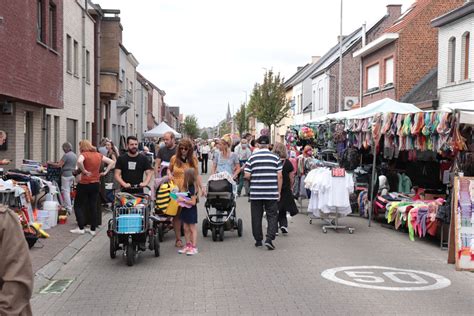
[{"xmin": 97, "ymin": 0, "xmax": 414, "ymax": 127}]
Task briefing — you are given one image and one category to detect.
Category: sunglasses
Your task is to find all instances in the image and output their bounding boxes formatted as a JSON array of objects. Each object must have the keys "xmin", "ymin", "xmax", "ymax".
[{"xmin": 179, "ymin": 148, "xmax": 189, "ymax": 151}]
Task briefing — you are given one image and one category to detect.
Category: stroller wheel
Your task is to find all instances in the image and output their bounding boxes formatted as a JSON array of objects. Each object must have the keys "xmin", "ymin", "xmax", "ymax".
[
  {"xmin": 202, "ymin": 218, "xmax": 209, "ymax": 237},
  {"xmin": 158, "ymin": 224, "xmax": 164, "ymax": 242},
  {"xmin": 219, "ymin": 225, "xmax": 224, "ymax": 241},
  {"xmin": 126, "ymin": 243, "xmax": 135, "ymax": 266},
  {"xmin": 237, "ymin": 219, "xmax": 243, "ymax": 237},
  {"xmin": 153, "ymin": 233, "xmax": 160, "ymax": 257},
  {"xmin": 211, "ymin": 227, "xmax": 218, "ymax": 242},
  {"xmin": 109, "ymin": 235, "xmax": 117, "ymax": 259}
]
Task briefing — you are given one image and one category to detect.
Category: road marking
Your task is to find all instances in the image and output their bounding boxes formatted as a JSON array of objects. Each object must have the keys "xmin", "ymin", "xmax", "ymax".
[{"xmin": 321, "ymin": 266, "xmax": 451, "ymax": 291}]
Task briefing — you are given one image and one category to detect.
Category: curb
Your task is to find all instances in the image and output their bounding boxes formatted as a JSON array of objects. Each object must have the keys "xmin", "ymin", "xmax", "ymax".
[{"xmin": 33, "ymin": 214, "xmax": 111, "ymax": 293}]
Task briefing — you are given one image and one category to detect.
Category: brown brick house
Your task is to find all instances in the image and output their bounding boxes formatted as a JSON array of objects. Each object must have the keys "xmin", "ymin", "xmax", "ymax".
[
  {"xmin": 353, "ymin": 0, "xmax": 464, "ymax": 109},
  {"xmin": 0, "ymin": 0, "xmax": 63, "ymax": 166}
]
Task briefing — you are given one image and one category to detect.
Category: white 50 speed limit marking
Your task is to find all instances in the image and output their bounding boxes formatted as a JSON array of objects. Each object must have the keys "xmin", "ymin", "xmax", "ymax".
[{"xmin": 321, "ymin": 266, "xmax": 451, "ymax": 291}]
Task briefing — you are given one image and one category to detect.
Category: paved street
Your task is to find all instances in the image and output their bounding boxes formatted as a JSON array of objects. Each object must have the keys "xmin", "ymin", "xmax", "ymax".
[{"xmin": 32, "ymin": 177, "xmax": 474, "ymax": 315}]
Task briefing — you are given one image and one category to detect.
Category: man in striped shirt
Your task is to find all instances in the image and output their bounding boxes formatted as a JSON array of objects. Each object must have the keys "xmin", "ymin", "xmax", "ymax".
[{"xmin": 244, "ymin": 135, "xmax": 282, "ymax": 250}]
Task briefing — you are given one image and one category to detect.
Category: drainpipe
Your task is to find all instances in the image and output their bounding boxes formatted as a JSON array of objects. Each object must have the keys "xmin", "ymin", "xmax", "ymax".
[
  {"xmin": 42, "ymin": 106, "xmax": 47, "ymax": 161},
  {"xmin": 359, "ymin": 22, "xmax": 366, "ymax": 106},
  {"xmin": 93, "ymin": 4, "xmax": 102, "ymax": 145},
  {"xmin": 81, "ymin": 0, "xmax": 87, "ymax": 139}
]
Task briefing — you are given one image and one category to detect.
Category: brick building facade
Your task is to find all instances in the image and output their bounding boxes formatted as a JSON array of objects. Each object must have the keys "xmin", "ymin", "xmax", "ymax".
[
  {"xmin": 0, "ymin": 0, "xmax": 63, "ymax": 166},
  {"xmin": 354, "ymin": 0, "xmax": 464, "ymax": 108}
]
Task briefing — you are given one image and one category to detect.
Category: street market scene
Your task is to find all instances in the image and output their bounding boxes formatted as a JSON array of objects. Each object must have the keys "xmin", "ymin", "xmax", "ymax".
[{"xmin": 0, "ymin": 0, "xmax": 473, "ymax": 315}]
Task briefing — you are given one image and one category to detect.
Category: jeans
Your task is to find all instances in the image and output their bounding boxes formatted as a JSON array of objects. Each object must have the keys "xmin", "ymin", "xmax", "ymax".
[
  {"xmin": 250, "ymin": 200, "xmax": 278, "ymax": 241},
  {"xmin": 237, "ymin": 160, "xmax": 249, "ymax": 195},
  {"xmin": 201, "ymin": 153, "xmax": 208, "ymax": 174},
  {"xmin": 61, "ymin": 175, "xmax": 75, "ymax": 212},
  {"xmin": 74, "ymin": 183, "xmax": 100, "ymax": 231}
]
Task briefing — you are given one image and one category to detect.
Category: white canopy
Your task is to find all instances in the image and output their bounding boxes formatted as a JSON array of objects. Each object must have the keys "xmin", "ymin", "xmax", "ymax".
[
  {"xmin": 306, "ymin": 98, "xmax": 421, "ymax": 123},
  {"xmin": 143, "ymin": 121, "xmax": 182, "ymax": 138},
  {"xmin": 440, "ymin": 101, "xmax": 474, "ymax": 125}
]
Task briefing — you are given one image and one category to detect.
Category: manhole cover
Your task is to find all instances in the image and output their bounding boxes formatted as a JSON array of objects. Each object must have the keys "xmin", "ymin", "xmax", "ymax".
[{"xmin": 39, "ymin": 279, "xmax": 74, "ymax": 294}]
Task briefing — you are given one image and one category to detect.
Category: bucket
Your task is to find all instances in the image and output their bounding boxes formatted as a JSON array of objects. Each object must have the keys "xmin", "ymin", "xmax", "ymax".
[
  {"xmin": 37, "ymin": 210, "xmax": 50, "ymax": 230},
  {"xmin": 43, "ymin": 201, "xmax": 59, "ymax": 227}
]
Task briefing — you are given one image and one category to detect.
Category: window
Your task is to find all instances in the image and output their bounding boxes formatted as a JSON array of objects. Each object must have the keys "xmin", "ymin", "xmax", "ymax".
[
  {"xmin": 24, "ymin": 112, "xmax": 33, "ymax": 159},
  {"xmin": 45, "ymin": 114, "xmax": 51, "ymax": 161},
  {"xmin": 66, "ymin": 35, "xmax": 72, "ymax": 73},
  {"xmin": 37, "ymin": 0, "xmax": 44, "ymax": 42},
  {"xmin": 461, "ymin": 32, "xmax": 470, "ymax": 80},
  {"xmin": 48, "ymin": 2, "xmax": 57, "ymax": 49},
  {"xmin": 448, "ymin": 37, "xmax": 456, "ymax": 83},
  {"xmin": 318, "ymin": 86, "xmax": 324, "ymax": 110},
  {"xmin": 312, "ymin": 90, "xmax": 316, "ymax": 111},
  {"xmin": 384, "ymin": 57, "xmax": 394, "ymax": 85},
  {"xmin": 73, "ymin": 40, "xmax": 79, "ymax": 76},
  {"xmin": 86, "ymin": 50, "xmax": 91, "ymax": 83},
  {"xmin": 54, "ymin": 116, "xmax": 59, "ymax": 160},
  {"xmin": 66, "ymin": 119, "xmax": 77, "ymax": 153},
  {"xmin": 367, "ymin": 63, "xmax": 380, "ymax": 90}
]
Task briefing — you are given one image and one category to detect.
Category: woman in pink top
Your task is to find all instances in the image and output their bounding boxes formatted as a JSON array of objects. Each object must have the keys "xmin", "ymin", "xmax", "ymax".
[{"xmin": 70, "ymin": 140, "xmax": 115, "ymax": 236}]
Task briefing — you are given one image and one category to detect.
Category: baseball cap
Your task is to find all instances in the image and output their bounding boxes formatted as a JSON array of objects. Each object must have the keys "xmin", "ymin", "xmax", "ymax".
[{"xmin": 257, "ymin": 135, "xmax": 270, "ymax": 145}]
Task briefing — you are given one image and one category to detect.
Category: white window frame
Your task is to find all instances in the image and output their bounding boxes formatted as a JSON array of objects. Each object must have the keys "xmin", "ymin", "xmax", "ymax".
[{"xmin": 367, "ymin": 63, "xmax": 380, "ymax": 90}]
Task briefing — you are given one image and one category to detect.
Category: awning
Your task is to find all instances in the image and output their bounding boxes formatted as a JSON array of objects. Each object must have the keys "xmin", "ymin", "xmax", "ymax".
[
  {"xmin": 440, "ymin": 101, "xmax": 474, "ymax": 125},
  {"xmin": 143, "ymin": 121, "xmax": 182, "ymax": 138}
]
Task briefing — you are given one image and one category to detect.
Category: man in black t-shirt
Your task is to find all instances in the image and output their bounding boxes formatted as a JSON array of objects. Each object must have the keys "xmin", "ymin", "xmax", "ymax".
[
  {"xmin": 155, "ymin": 131, "xmax": 177, "ymax": 177},
  {"xmin": 115, "ymin": 136, "xmax": 153, "ymax": 194}
]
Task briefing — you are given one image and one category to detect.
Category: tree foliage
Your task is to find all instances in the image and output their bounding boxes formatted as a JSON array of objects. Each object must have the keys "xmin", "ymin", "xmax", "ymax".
[
  {"xmin": 247, "ymin": 71, "xmax": 290, "ymax": 133},
  {"xmin": 234, "ymin": 103, "xmax": 248, "ymax": 137},
  {"xmin": 182, "ymin": 115, "xmax": 199, "ymax": 139},
  {"xmin": 201, "ymin": 130, "xmax": 209, "ymax": 140},
  {"xmin": 219, "ymin": 121, "xmax": 231, "ymax": 137}
]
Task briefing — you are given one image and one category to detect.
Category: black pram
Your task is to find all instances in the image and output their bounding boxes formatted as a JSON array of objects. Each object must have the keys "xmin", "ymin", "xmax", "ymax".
[{"xmin": 202, "ymin": 178, "xmax": 242, "ymax": 241}]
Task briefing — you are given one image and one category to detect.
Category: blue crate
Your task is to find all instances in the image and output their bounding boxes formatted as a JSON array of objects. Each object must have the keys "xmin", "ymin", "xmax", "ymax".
[{"xmin": 117, "ymin": 214, "xmax": 143, "ymax": 233}]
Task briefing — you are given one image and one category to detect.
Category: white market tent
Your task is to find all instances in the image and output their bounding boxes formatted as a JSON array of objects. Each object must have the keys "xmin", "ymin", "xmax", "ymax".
[
  {"xmin": 306, "ymin": 98, "xmax": 421, "ymax": 124},
  {"xmin": 143, "ymin": 121, "xmax": 182, "ymax": 138},
  {"xmin": 440, "ymin": 101, "xmax": 474, "ymax": 125}
]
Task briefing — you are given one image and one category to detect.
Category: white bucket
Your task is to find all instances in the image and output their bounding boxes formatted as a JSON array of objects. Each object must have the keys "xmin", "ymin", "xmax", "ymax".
[
  {"xmin": 43, "ymin": 201, "xmax": 59, "ymax": 227},
  {"xmin": 37, "ymin": 210, "xmax": 50, "ymax": 230}
]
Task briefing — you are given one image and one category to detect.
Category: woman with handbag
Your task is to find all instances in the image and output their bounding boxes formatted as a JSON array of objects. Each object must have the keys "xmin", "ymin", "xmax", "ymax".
[{"xmin": 168, "ymin": 138, "xmax": 205, "ymax": 247}]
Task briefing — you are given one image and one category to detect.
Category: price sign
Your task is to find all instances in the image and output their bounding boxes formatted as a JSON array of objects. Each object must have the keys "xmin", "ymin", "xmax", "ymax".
[{"xmin": 332, "ymin": 167, "xmax": 346, "ymax": 177}]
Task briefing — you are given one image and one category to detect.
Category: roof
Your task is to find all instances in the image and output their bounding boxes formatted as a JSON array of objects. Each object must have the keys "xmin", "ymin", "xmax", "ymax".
[
  {"xmin": 384, "ymin": 0, "xmax": 432, "ymax": 34},
  {"xmin": 431, "ymin": 1, "xmax": 474, "ymax": 27},
  {"xmin": 283, "ymin": 64, "xmax": 310, "ymax": 89},
  {"xmin": 401, "ymin": 67, "xmax": 438, "ymax": 104}
]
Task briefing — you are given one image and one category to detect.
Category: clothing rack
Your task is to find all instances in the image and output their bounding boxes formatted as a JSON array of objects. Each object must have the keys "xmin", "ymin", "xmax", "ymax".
[{"xmin": 306, "ymin": 166, "xmax": 355, "ymax": 234}]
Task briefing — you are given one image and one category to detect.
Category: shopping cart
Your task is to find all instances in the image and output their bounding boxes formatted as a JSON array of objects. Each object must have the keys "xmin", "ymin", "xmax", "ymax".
[{"xmin": 107, "ymin": 186, "xmax": 159, "ymax": 266}]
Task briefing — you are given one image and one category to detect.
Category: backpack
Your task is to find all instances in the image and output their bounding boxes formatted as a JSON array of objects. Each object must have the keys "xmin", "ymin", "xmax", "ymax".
[{"xmin": 155, "ymin": 181, "xmax": 179, "ymax": 216}]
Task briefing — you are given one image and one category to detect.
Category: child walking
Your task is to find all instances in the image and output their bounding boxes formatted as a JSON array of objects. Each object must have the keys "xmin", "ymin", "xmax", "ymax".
[{"xmin": 178, "ymin": 168, "xmax": 199, "ymax": 255}]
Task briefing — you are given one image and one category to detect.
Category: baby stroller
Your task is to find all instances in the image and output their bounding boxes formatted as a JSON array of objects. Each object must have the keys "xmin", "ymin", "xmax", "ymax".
[
  {"xmin": 202, "ymin": 178, "xmax": 242, "ymax": 241},
  {"xmin": 107, "ymin": 186, "xmax": 160, "ymax": 266},
  {"xmin": 151, "ymin": 175, "xmax": 176, "ymax": 242}
]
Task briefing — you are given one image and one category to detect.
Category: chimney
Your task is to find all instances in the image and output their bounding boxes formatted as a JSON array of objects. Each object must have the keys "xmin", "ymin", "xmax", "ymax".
[
  {"xmin": 387, "ymin": 4, "xmax": 402, "ymax": 19},
  {"xmin": 362, "ymin": 22, "xmax": 367, "ymax": 47},
  {"xmin": 337, "ymin": 35, "xmax": 346, "ymax": 43},
  {"xmin": 311, "ymin": 56, "xmax": 321, "ymax": 64}
]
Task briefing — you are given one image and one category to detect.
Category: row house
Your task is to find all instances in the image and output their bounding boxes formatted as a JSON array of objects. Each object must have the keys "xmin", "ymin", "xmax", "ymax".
[
  {"xmin": 284, "ymin": 4, "xmax": 402, "ymax": 128},
  {"xmin": 46, "ymin": 0, "xmax": 94, "ymax": 158},
  {"xmin": 0, "ymin": 1, "xmax": 177, "ymax": 168},
  {"xmin": 0, "ymin": 0, "xmax": 64, "ymax": 166},
  {"xmin": 432, "ymin": 0, "xmax": 473, "ymax": 106},
  {"xmin": 353, "ymin": 0, "xmax": 464, "ymax": 110}
]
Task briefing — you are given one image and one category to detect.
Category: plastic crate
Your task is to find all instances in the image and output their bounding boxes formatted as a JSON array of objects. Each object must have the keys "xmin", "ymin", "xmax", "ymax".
[{"xmin": 117, "ymin": 214, "xmax": 143, "ymax": 233}]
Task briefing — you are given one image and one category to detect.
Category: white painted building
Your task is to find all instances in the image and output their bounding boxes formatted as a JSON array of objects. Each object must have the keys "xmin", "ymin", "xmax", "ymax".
[
  {"xmin": 46, "ymin": 0, "xmax": 95, "ymax": 159},
  {"xmin": 432, "ymin": 1, "xmax": 473, "ymax": 105},
  {"xmin": 311, "ymin": 73, "xmax": 330, "ymax": 118},
  {"xmin": 110, "ymin": 44, "xmax": 138, "ymax": 147}
]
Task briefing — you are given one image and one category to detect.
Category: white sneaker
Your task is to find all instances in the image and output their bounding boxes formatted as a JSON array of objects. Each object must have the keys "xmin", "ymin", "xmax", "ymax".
[
  {"xmin": 84, "ymin": 227, "xmax": 91, "ymax": 233},
  {"xmin": 89, "ymin": 230, "xmax": 96, "ymax": 236},
  {"xmin": 70, "ymin": 227, "xmax": 85, "ymax": 234}
]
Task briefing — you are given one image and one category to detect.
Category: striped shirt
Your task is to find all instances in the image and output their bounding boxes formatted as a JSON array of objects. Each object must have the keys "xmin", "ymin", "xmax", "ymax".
[{"xmin": 244, "ymin": 149, "xmax": 282, "ymax": 200}]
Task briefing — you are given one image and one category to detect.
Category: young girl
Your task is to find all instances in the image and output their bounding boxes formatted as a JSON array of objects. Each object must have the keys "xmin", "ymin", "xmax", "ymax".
[{"xmin": 178, "ymin": 168, "xmax": 199, "ymax": 255}]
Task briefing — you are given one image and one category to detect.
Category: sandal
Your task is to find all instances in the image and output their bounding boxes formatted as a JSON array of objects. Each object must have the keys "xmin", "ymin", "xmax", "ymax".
[{"xmin": 175, "ymin": 239, "xmax": 183, "ymax": 248}]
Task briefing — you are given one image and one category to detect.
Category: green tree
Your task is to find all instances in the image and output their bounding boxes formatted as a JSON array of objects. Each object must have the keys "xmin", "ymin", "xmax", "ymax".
[
  {"xmin": 234, "ymin": 103, "xmax": 248, "ymax": 137},
  {"xmin": 247, "ymin": 70, "xmax": 290, "ymax": 142},
  {"xmin": 182, "ymin": 115, "xmax": 199, "ymax": 139},
  {"xmin": 201, "ymin": 130, "xmax": 209, "ymax": 140},
  {"xmin": 219, "ymin": 121, "xmax": 231, "ymax": 137}
]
